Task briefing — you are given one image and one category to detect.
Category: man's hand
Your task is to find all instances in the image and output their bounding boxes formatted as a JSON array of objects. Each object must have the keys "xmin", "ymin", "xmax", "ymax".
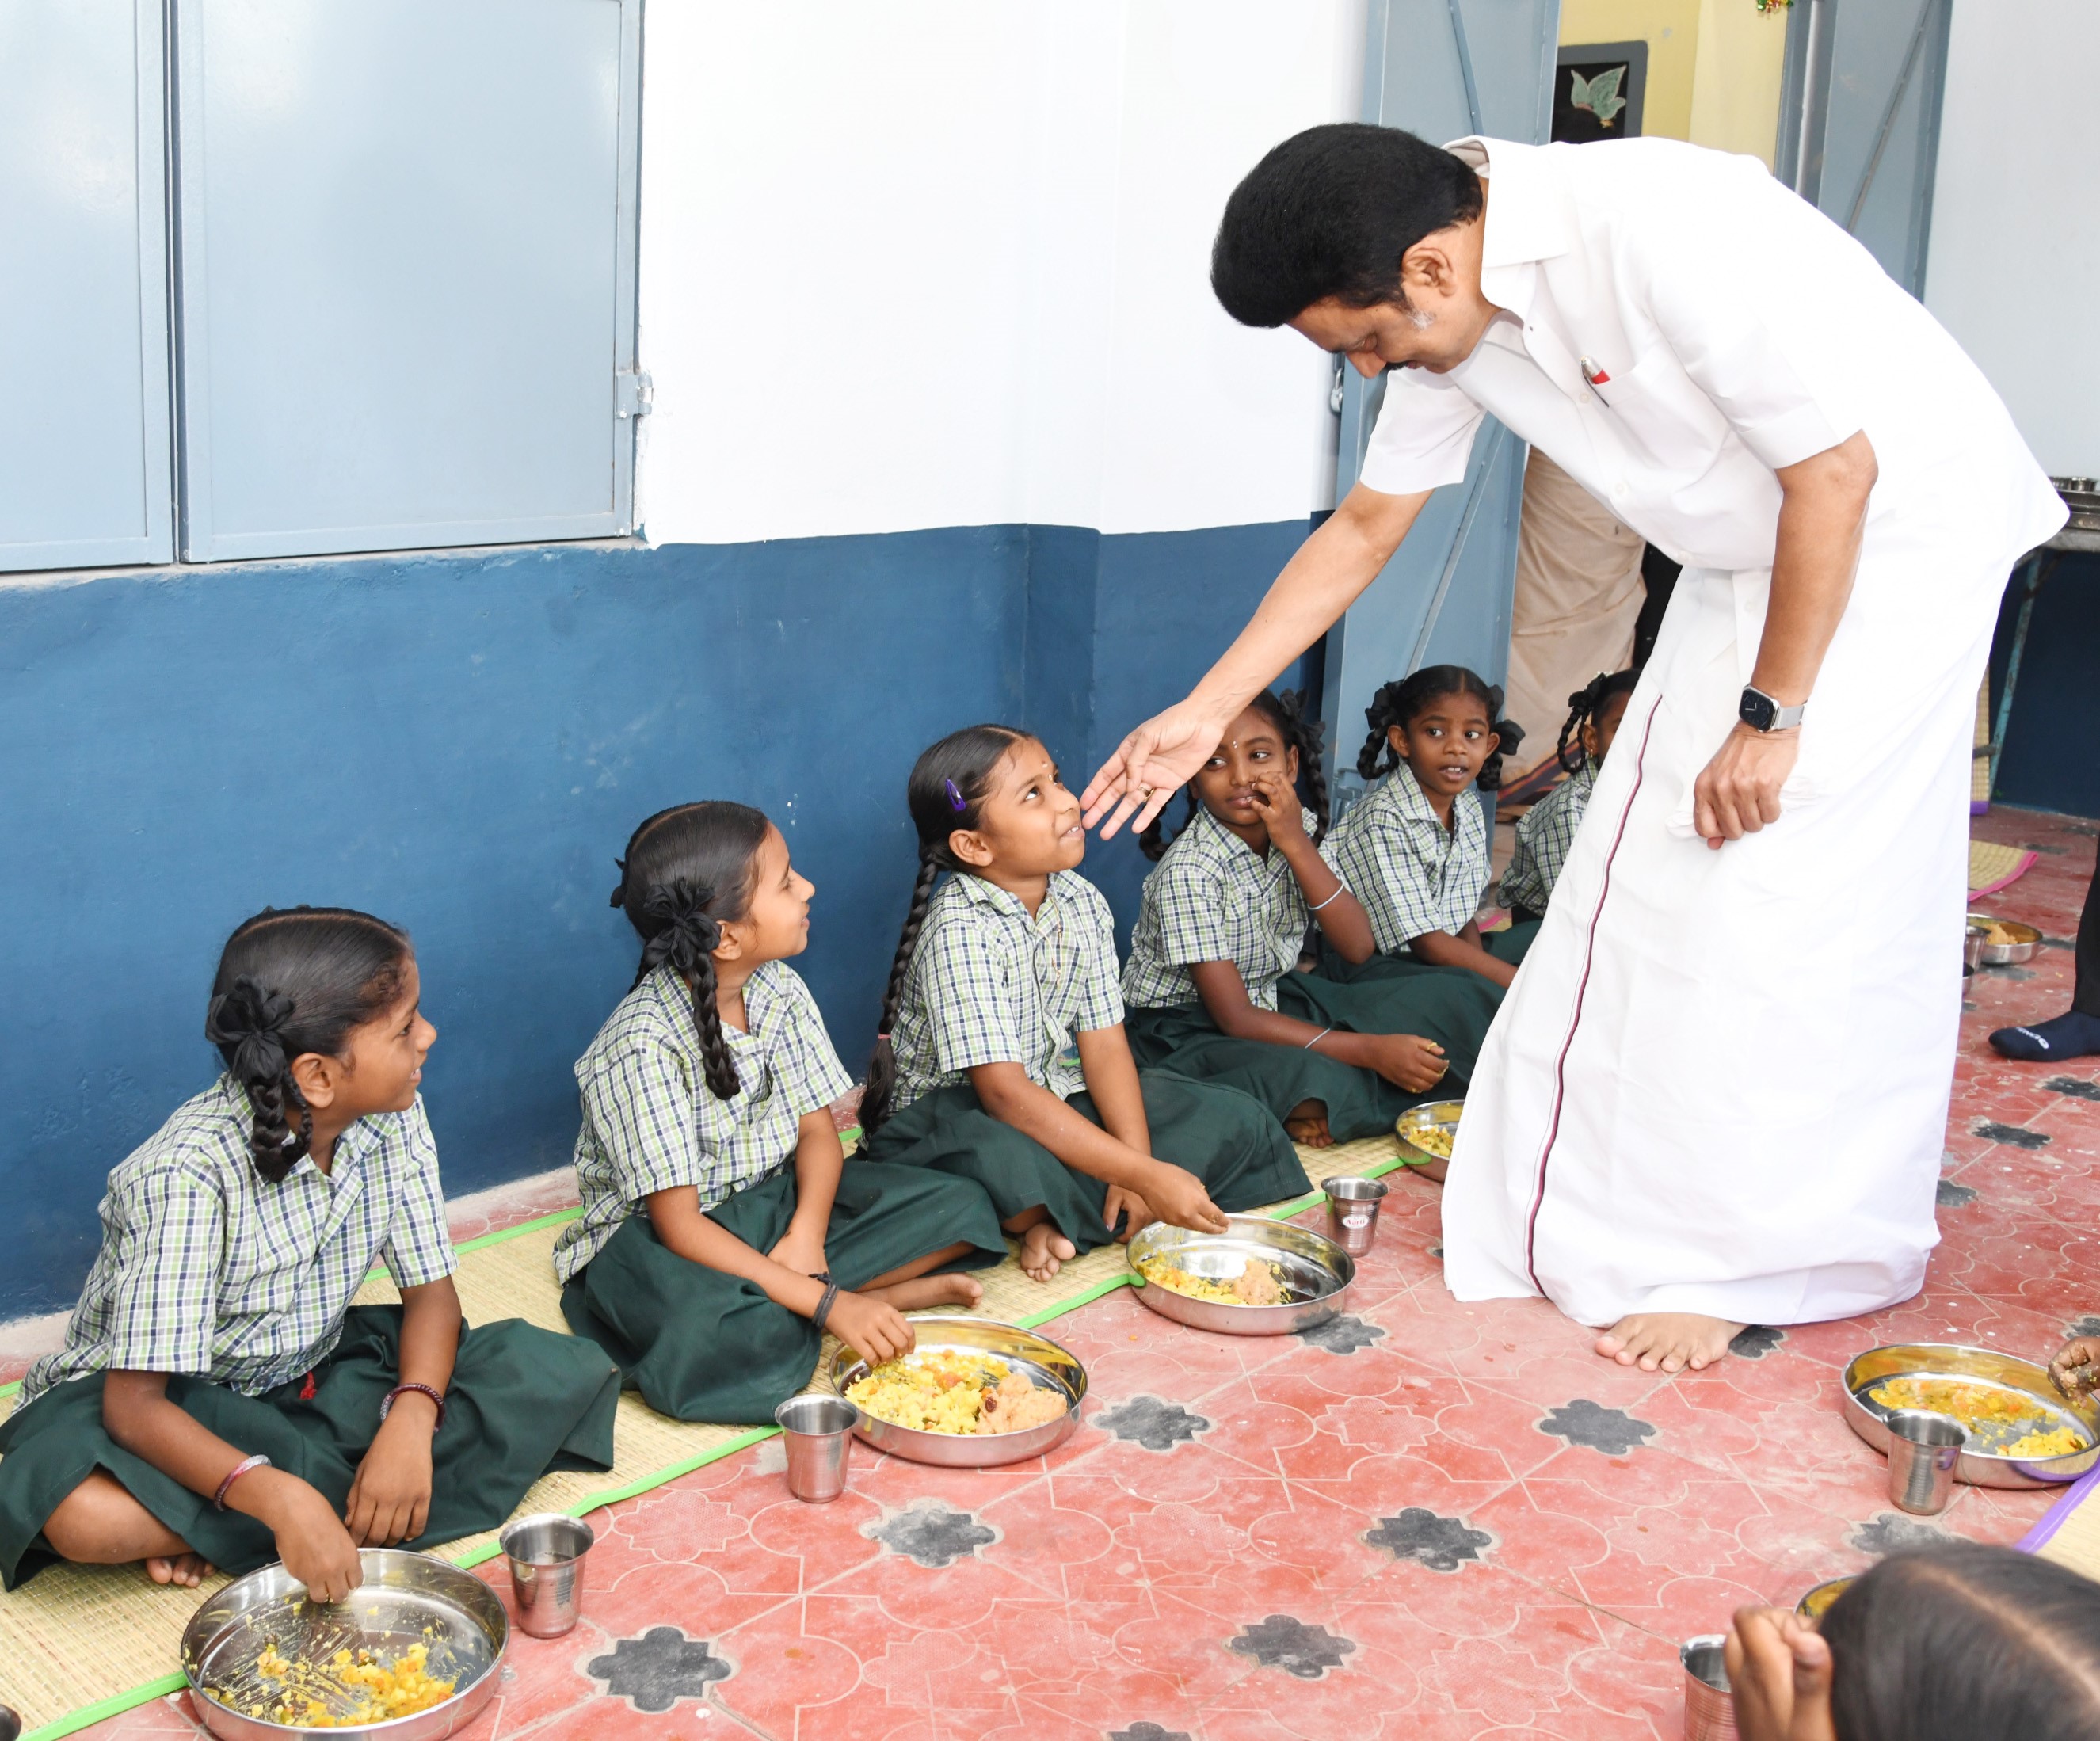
[
  {"xmin": 1724, "ymin": 1606, "xmax": 1838, "ymax": 1741},
  {"xmin": 1693, "ymin": 723, "xmax": 1798, "ymax": 849},
  {"xmin": 1082, "ymin": 697, "xmax": 1232, "ymax": 838},
  {"xmin": 768, "ymin": 1223, "xmax": 829, "ymax": 1279},
  {"xmin": 345, "ymin": 1398, "xmax": 437, "ymax": 1547}
]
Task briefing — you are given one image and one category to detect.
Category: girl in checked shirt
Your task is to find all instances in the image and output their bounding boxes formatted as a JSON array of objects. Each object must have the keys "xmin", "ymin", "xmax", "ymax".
[
  {"xmin": 554, "ymin": 803, "xmax": 1004, "ymax": 1424},
  {"xmin": 0, "ymin": 908, "xmax": 618, "ymax": 1597},
  {"xmin": 857, "ymin": 726, "xmax": 1307, "ymax": 1281}
]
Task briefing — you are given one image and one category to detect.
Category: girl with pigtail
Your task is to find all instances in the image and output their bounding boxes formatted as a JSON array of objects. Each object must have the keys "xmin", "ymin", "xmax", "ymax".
[
  {"xmin": 856, "ymin": 726, "xmax": 1308, "ymax": 1282},
  {"xmin": 1500, "ymin": 667, "xmax": 1642, "ymax": 923},
  {"xmin": 0, "ymin": 908, "xmax": 619, "ymax": 1596},
  {"xmin": 1121, "ymin": 690, "xmax": 1454, "ymax": 1149},
  {"xmin": 554, "ymin": 802, "xmax": 1004, "ymax": 1424}
]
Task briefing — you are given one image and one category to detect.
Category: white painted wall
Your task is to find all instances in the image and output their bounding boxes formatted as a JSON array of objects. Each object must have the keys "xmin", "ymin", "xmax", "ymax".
[
  {"xmin": 635, "ymin": 1, "xmax": 1365, "ymax": 546},
  {"xmin": 1924, "ymin": 0, "xmax": 2100, "ymax": 478}
]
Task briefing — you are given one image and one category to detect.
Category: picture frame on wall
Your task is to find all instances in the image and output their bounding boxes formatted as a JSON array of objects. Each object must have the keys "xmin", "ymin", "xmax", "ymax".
[{"xmin": 1553, "ymin": 40, "xmax": 1648, "ymax": 143}]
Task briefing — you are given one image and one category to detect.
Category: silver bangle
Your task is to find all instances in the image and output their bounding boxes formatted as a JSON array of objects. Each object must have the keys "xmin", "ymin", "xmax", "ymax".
[
  {"xmin": 1302, "ymin": 1027, "xmax": 1332, "ymax": 1051},
  {"xmin": 1305, "ymin": 884, "xmax": 1347, "ymax": 913}
]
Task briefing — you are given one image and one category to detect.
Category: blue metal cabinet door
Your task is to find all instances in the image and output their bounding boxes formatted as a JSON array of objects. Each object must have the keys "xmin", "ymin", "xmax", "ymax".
[
  {"xmin": 1323, "ymin": 0, "xmax": 1559, "ymax": 808},
  {"xmin": 1776, "ymin": 0, "xmax": 1951, "ymax": 297},
  {"xmin": 0, "ymin": 0, "xmax": 174, "ymax": 572},
  {"xmin": 172, "ymin": 0, "xmax": 642, "ymax": 562}
]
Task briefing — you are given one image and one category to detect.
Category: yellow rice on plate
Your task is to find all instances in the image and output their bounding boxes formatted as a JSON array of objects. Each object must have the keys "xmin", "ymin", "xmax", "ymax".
[
  {"xmin": 846, "ymin": 1350, "xmax": 1068, "ymax": 1436},
  {"xmin": 1134, "ymin": 1253, "xmax": 1288, "ymax": 1306}
]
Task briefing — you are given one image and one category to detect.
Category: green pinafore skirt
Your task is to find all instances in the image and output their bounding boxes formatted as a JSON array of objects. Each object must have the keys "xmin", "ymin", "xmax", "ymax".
[
  {"xmin": 559, "ymin": 1156, "xmax": 1007, "ymax": 1424},
  {"xmin": 856, "ymin": 1067, "xmax": 1309, "ymax": 1251},
  {"xmin": 0, "ymin": 1307, "xmax": 619, "ymax": 1591}
]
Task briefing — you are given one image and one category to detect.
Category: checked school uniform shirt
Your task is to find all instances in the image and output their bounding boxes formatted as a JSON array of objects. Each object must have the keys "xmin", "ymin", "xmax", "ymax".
[
  {"xmin": 1123, "ymin": 805, "xmax": 1323, "ymax": 1012},
  {"xmin": 1500, "ymin": 760, "xmax": 1595, "ymax": 918},
  {"xmin": 889, "ymin": 869, "xmax": 1123, "ymax": 1111},
  {"xmin": 20, "ymin": 1080, "xmax": 456, "ymax": 1407},
  {"xmin": 1323, "ymin": 764, "xmax": 1491, "ymax": 954},
  {"xmin": 554, "ymin": 961, "xmax": 852, "ymax": 1284}
]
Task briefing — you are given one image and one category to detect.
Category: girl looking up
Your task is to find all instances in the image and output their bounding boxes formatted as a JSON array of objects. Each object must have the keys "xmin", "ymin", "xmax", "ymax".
[
  {"xmin": 1322, "ymin": 665, "xmax": 1533, "ymax": 991},
  {"xmin": 1122, "ymin": 690, "xmax": 1462, "ymax": 1150},
  {"xmin": 858, "ymin": 726, "xmax": 1308, "ymax": 1281},
  {"xmin": 0, "ymin": 908, "xmax": 619, "ymax": 1597},
  {"xmin": 1500, "ymin": 668, "xmax": 1641, "ymax": 923},
  {"xmin": 555, "ymin": 803, "xmax": 1004, "ymax": 1424}
]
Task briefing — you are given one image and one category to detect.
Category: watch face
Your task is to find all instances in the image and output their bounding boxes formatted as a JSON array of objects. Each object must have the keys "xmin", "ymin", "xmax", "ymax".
[{"xmin": 1739, "ymin": 689, "xmax": 1775, "ymax": 730}]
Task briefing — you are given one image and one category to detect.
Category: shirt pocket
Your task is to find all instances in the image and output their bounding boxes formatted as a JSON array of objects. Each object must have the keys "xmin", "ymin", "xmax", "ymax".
[{"xmin": 1605, "ymin": 349, "xmax": 1731, "ymax": 469}]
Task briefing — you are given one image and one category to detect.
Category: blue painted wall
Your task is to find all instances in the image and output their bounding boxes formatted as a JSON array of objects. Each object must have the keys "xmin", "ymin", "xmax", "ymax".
[{"xmin": 1, "ymin": 518, "xmax": 1311, "ymax": 1317}]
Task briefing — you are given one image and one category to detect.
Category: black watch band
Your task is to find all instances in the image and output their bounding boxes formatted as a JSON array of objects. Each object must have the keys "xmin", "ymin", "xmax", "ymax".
[{"xmin": 1739, "ymin": 686, "xmax": 1807, "ymax": 733}]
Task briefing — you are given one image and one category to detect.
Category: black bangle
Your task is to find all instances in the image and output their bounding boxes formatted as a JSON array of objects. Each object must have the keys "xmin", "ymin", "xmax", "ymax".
[{"xmin": 811, "ymin": 1280, "xmax": 840, "ymax": 1335}]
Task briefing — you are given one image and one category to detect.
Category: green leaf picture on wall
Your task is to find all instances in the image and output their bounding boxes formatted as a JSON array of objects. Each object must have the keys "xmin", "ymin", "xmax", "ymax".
[{"xmin": 1568, "ymin": 65, "xmax": 1627, "ymax": 128}]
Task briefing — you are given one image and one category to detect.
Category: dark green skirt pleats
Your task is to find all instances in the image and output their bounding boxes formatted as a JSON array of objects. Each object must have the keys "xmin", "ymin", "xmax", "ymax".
[
  {"xmin": 1123, "ymin": 1002, "xmax": 1424, "ymax": 1141},
  {"xmin": 856, "ymin": 1069, "xmax": 1309, "ymax": 1251},
  {"xmin": 0, "ymin": 1306, "xmax": 619, "ymax": 1590},
  {"xmin": 560, "ymin": 1158, "xmax": 1007, "ymax": 1424}
]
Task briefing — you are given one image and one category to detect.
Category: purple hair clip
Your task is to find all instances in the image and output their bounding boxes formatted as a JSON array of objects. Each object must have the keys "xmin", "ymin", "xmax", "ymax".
[{"xmin": 945, "ymin": 779, "xmax": 967, "ymax": 812}]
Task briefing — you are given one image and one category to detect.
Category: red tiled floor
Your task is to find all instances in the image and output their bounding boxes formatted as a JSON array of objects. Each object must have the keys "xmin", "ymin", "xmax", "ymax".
[{"xmin": 71, "ymin": 806, "xmax": 2100, "ymax": 1740}]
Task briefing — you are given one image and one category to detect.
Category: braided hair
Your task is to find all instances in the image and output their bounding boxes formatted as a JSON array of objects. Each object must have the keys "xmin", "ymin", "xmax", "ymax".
[
  {"xmin": 611, "ymin": 802, "xmax": 772, "ymax": 1102},
  {"xmin": 1139, "ymin": 688, "xmax": 1333, "ymax": 861},
  {"xmin": 205, "ymin": 907, "xmax": 414, "ymax": 1184},
  {"xmin": 1355, "ymin": 664, "xmax": 1525, "ymax": 792},
  {"xmin": 1555, "ymin": 667, "xmax": 1643, "ymax": 774},
  {"xmin": 859, "ymin": 724, "xmax": 1029, "ymax": 1134}
]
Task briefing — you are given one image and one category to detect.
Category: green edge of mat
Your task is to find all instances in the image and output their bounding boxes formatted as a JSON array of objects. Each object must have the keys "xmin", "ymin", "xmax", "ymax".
[{"xmin": 12, "ymin": 1144, "xmax": 1398, "ymax": 1739}]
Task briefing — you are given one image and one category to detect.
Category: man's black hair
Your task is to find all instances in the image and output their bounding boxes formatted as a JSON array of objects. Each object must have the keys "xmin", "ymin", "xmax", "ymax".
[{"xmin": 1211, "ymin": 123, "xmax": 1484, "ymax": 329}]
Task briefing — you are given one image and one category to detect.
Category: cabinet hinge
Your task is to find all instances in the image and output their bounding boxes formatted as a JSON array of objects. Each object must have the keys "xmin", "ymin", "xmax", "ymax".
[{"xmin": 616, "ymin": 369, "xmax": 654, "ymax": 417}]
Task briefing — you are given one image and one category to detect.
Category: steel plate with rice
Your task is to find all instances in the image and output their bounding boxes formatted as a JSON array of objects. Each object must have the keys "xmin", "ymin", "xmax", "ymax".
[
  {"xmin": 1966, "ymin": 913, "xmax": 2041, "ymax": 965},
  {"xmin": 1843, "ymin": 1342, "xmax": 2100, "ymax": 1488},
  {"xmin": 828, "ymin": 1316, "xmax": 1086, "ymax": 1468},
  {"xmin": 1127, "ymin": 1215, "xmax": 1354, "ymax": 1335},
  {"xmin": 1394, "ymin": 1100, "xmax": 1463, "ymax": 1166},
  {"xmin": 181, "ymin": 1549, "xmax": 506, "ymax": 1741}
]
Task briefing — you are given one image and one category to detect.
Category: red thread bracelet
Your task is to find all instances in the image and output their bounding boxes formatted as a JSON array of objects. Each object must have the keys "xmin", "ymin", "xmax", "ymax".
[
  {"xmin": 379, "ymin": 1381, "xmax": 447, "ymax": 1428},
  {"xmin": 213, "ymin": 1453, "xmax": 272, "ymax": 1511}
]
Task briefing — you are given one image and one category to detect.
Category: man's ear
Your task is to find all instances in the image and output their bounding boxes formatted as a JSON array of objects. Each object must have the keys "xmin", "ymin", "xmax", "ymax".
[
  {"xmin": 287, "ymin": 1050, "xmax": 340, "ymax": 1112},
  {"xmin": 1400, "ymin": 235, "xmax": 1455, "ymax": 299},
  {"xmin": 947, "ymin": 827, "xmax": 995, "ymax": 869}
]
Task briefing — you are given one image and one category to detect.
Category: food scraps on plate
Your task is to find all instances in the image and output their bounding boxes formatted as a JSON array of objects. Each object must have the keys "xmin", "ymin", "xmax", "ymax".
[
  {"xmin": 847, "ymin": 1350, "xmax": 1068, "ymax": 1435},
  {"xmin": 1134, "ymin": 1252, "xmax": 1288, "ymax": 1306}
]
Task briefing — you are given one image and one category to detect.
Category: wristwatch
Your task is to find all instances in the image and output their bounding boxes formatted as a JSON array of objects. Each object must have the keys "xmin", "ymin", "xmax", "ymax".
[{"xmin": 1739, "ymin": 685, "xmax": 1807, "ymax": 733}]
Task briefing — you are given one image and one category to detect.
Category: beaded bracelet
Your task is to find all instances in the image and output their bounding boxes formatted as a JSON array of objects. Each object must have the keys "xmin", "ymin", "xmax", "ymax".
[
  {"xmin": 213, "ymin": 1453, "xmax": 272, "ymax": 1511},
  {"xmin": 379, "ymin": 1381, "xmax": 448, "ymax": 1428}
]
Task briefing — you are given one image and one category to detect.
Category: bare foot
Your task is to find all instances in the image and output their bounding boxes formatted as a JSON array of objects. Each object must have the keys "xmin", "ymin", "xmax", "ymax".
[
  {"xmin": 1285, "ymin": 1101, "xmax": 1334, "ymax": 1148},
  {"xmin": 1595, "ymin": 1313, "xmax": 1744, "ymax": 1373},
  {"xmin": 1019, "ymin": 1221, "xmax": 1077, "ymax": 1282},
  {"xmin": 864, "ymin": 1273, "xmax": 984, "ymax": 1312},
  {"xmin": 147, "ymin": 1552, "xmax": 215, "ymax": 1587}
]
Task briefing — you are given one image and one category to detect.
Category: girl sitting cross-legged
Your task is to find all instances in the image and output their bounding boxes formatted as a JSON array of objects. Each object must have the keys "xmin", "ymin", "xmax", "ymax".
[
  {"xmin": 1121, "ymin": 689, "xmax": 1458, "ymax": 1150},
  {"xmin": 856, "ymin": 726, "xmax": 1309, "ymax": 1282},
  {"xmin": 555, "ymin": 802, "xmax": 1006, "ymax": 1424},
  {"xmin": 1321, "ymin": 665, "xmax": 1535, "ymax": 991},
  {"xmin": 0, "ymin": 907, "xmax": 620, "ymax": 1598},
  {"xmin": 1500, "ymin": 667, "xmax": 1641, "ymax": 924}
]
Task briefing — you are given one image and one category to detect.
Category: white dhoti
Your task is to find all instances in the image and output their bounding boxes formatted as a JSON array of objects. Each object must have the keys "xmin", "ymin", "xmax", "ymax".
[{"xmin": 1444, "ymin": 484, "xmax": 2064, "ymax": 1327}]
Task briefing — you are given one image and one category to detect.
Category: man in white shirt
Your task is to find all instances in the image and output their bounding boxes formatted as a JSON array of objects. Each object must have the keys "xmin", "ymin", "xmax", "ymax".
[{"xmin": 1083, "ymin": 124, "xmax": 2065, "ymax": 1371}]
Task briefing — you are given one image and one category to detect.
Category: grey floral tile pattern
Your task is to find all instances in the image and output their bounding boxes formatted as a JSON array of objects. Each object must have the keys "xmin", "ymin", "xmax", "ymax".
[
  {"xmin": 2068, "ymin": 1315, "xmax": 2100, "ymax": 1339},
  {"xmin": 1729, "ymin": 1325, "xmax": 1785, "ymax": 1359},
  {"xmin": 1109, "ymin": 1726, "xmax": 1191, "ymax": 1741},
  {"xmin": 1295, "ymin": 1314, "xmax": 1386, "ymax": 1355},
  {"xmin": 1363, "ymin": 1507, "xmax": 1492, "ymax": 1571},
  {"xmin": 1538, "ymin": 1400, "xmax": 1657, "ymax": 1457},
  {"xmin": 1937, "ymin": 1179, "xmax": 1978, "ymax": 1208},
  {"xmin": 2045, "ymin": 1076, "xmax": 2100, "ymax": 1102},
  {"xmin": 1227, "ymin": 1614, "xmax": 1358, "ymax": 1680},
  {"xmin": 1098, "ymin": 1396, "xmax": 1210, "ymax": 1451},
  {"xmin": 865, "ymin": 1501, "xmax": 997, "ymax": 1568},
  {"xmin": 587, "ymin": 1628, "xmax": 732, "ymax": 1712},
  {"xmin": 1975, "ymin": 1121, "xmax": 2050, "ymax": 1148},
  {"xmin": 1851, "ymin": 1512, "xmax": 1951, "ymax": 1556}
]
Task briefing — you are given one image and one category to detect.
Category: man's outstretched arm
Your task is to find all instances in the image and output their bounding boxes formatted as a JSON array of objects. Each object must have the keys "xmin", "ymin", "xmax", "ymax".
[{"xmin": 1081, "ymin": 480, "xmax": 1430, "ymax": 837}]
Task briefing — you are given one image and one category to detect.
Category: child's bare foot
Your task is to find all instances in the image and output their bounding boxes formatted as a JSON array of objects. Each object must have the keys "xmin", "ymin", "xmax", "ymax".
[
  {"xmin": 1019, "ymin": 1221, "xmax": 1077, "ymax": 1282},
  {"xmin": 1595, "ymin": 1313, "xmax": 1744, "ymax": 1373},
  {"xmin": 147, "ymin": 1551, "xmax": 215, "ymax": 1587},
  {"xmin": 864, "ymin": 1273, "xmax": 984, "ymax": 1312},
  {"xmin": 1284, "ymin": 1099, "xmax": 1334, "ymax": 1148}
]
